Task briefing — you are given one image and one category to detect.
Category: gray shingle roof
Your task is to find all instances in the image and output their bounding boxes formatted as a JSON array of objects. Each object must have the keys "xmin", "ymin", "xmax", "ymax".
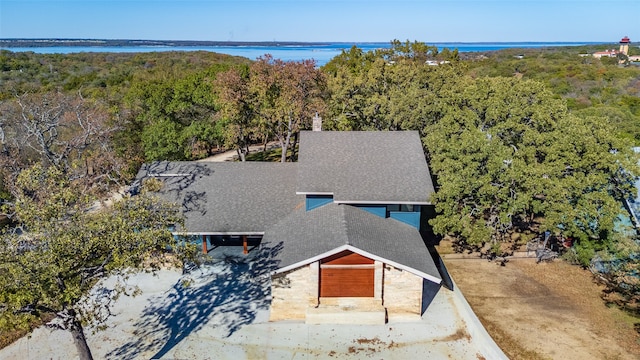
[
  {"xmin": 262, "ymin": 203, "xmax": 441, "ymax": 283},
  {"xmin": 135, "ymin": 161, "xmax": 302, "ymax": 234},
  {"xmin": 296, "ymin": 131, "xmax": 435, "ymax": 203}
]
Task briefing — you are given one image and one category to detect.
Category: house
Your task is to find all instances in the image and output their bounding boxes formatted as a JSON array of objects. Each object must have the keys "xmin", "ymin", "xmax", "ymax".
[
  {"xmin": 592, "ymin": 49, "xmax": 618, "ymax": 58},
  {"xmin": 425, "ymin": 60, "xmax": 451, "ymax": 66},
  {"xmin": 133, "ymin": 131, "xmax": 442, "ymax": 324}
]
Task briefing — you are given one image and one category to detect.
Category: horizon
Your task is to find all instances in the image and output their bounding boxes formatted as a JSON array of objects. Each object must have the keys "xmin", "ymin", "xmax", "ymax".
[
  {"xmin": 1, "ymin": 1, "xmax": 637, "ymax": 44},
  {"xmin": 0, "ymin": 38, "xmax": 615, "ymax": 45}
]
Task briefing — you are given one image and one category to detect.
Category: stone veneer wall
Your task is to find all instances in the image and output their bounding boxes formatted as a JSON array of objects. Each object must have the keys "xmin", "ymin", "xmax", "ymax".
[
  {"xmin": 383, "ymin": 264, "xmax": 423, "ymax": 316},
  {"xmin": 270, "ymin": 262, "xmax": 319, "ymax": 321}
]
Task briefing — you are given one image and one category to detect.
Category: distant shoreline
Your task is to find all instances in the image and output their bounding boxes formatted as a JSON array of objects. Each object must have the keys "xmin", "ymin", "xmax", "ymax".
[
  {"xmin": 0, "ymin": 39, "xmax": 601, "ymax": 48},
  {"xmin": 0, "ymin": 39, "xmax": 333, "ymax": 48},
  {"xmin": 0, "ymin": 40, "xmax": 609, "ymax": 66}
]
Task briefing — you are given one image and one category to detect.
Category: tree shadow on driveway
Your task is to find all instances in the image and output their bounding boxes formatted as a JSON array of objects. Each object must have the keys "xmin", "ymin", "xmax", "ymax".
[{"xmin": 106, "ymin": 243, "xmax": 282, "ymax": 360}]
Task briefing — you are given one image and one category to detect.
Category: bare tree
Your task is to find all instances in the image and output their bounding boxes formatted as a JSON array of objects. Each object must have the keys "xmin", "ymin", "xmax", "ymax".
[{"xmin": 0, "ymin": 92, "xmax": 126, "ymax": 201}]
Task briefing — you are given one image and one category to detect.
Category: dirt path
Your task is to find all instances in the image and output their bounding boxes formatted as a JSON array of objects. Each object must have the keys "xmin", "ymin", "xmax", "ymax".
[
  {"xmin": 443, "ymin": 255, "xmax": 640, "ymax": 360},
  {"xmin": 198, "ymin": 141, "xmax": 280, "ymax": 162}
]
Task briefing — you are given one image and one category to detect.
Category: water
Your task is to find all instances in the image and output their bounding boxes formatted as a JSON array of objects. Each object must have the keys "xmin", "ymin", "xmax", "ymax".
[{"xmin": 0, "ymin": 42, "xmax": 597, "ymax": 66}]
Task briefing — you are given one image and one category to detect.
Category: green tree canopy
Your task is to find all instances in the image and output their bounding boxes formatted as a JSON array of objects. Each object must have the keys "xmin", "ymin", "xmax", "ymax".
[
  {"xmin": 123, "ymin": 67, "xmax": 227, "ymax": 161},
  {"xmin": 424, "ymin": 76, "xmax": 639, "ymax": 256},
  {"xmin": 0, "ymin": 164, "xmax": 187, "ymax": 359},
  {"xmin": 323, "ymin": 40, "xmax": 464, "ymax": 134}
]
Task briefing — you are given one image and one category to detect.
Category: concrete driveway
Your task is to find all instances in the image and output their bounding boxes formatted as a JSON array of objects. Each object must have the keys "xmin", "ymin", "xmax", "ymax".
[{"xmin": 0, "ymin": 249, "xmax": 506, "ymax": 359}]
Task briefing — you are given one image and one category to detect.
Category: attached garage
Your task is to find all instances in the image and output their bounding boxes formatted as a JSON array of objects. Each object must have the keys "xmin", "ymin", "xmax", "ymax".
[
  {"xmin": 268, "ymin": 248, "xmax": 439, "ymax": 324},
  {"xmin": 263, "ymin": 203, "xmax": 443, "ymax": 323},
  {"xmin": 320, "ymin": 251, "xmax": 374, "ymax": 297}
]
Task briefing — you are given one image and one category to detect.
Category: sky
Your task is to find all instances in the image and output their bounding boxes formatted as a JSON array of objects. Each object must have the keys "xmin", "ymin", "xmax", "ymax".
[{"xmin": 0, "ymin": 0, "xmax": 638, "ymax": 43}]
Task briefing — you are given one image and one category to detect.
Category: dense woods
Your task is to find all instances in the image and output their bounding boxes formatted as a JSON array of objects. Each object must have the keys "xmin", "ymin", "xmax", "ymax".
[
  {"xmin": 466, "ymin": 46, "xmax": 640, "ymax": 142},
  {"xmin": 0, "ymin": 51, "xmax": 252, "ymax": 195},
  {"xmin": 1, "ymin": 40, "xmax": 639, "ymax": 355}
]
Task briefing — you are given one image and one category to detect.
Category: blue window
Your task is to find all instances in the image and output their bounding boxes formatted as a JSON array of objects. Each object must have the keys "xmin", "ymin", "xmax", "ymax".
[
  {"xmin": 357, "ymin": 206, "xmax": 387, "ymax": 218},
  {"xmin": 306, "ymin": 195, "xmax": 333, "ymax": 211}
]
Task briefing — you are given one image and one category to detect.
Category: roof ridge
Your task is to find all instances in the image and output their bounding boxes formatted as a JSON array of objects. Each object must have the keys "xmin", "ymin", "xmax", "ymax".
[{"xmin": 337, "ymin": 203, "xmax": 351, "ymax": 246}]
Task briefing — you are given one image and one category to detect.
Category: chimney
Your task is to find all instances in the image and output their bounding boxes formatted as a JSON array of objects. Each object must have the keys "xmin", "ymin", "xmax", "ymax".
[{"xmin": 312, "ymin": 112, "xmax": 322, "ymax": 131}]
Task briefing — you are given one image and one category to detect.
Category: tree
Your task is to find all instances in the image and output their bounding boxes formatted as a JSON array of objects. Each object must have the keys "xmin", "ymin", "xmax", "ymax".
[
  {"xmin": 424, "ymin": 76, "xmax": 639, "ymax": 254},
  {"xmin": 0, "ymin": 92, "xmax": 126, "ymax": 196},
  {"xmin": 250, "ymin": 55, "xmax": 326, "ymax": 162},
  {"xmin": 590, "ymin": 234, "xmax": 640, "ymax": 314},
  {"xmin": 540, "ymin": 113, "xmax": 639, "ymax": 253},
  {"xmin": 123, "ymin": 70, "xmax": 222, "ymax": 161},
  {"xmin": 383, "ymin": 39, "xmax": 439, "ymax": 63},
  {"xmin": 213, "ymin": 65, "xmax": 255, "ymax": 161},
  {"xmin": 321, "ymin": 45, "xmax": 377, "ymax": 77},
  {"xmin": 324, "ymin": 43, "xmax": 464, "ymax": 134},
  {"xmin": 0, "ymin": 164, "xmax": 187, "ymax": 360}
]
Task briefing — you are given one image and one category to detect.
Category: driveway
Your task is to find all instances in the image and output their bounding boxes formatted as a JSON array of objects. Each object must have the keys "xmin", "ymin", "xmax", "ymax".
[{"xmin": 1, "ymin": 248, "xmax": 506, "ymax": 359}]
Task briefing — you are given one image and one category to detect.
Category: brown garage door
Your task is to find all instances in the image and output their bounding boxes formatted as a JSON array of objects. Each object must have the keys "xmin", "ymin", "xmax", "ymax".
[{"xmin": 320, "ymin": 251, "xmax": 374, "ymax": 297}]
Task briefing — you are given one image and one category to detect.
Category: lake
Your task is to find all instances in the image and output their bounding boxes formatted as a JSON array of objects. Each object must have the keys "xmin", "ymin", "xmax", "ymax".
[{"xmin": 1, "ymin": 42, "xmax": 598, "ymax": 66}]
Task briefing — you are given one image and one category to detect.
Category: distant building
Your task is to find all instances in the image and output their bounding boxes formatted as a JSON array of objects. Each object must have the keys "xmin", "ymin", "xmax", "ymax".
[
  {"xmin": 425, "ymin": 60, "xmax": 450, "ymax": 66},
  {"xmin": 619, "ymin": 36, "xmax": 631, "ymax": 56},
  {"xmin": 592, "ymin": 49, "xmax": 618, "ymax": 58},
  {"xmin": 592, "ymin": 37, "xmax": 633, "ymax": 60}
]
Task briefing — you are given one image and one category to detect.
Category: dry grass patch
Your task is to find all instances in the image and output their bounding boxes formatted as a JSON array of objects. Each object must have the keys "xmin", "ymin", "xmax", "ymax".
[
  {"xmin": 476, "ymin": 315, "xmax": 548, "ymax": 360},
  {"xmin": 443, "ymin": 252, "xmax": 640, "ymax": 360}
]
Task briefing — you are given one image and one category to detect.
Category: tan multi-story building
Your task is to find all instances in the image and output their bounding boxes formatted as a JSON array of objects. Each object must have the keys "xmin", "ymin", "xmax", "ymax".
[{"xmin": 619, "ymin": 36, "xmax": 631, "ymax": 56}]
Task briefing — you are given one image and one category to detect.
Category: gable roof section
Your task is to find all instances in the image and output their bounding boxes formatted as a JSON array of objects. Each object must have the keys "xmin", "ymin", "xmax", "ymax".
[
  {"xmin": 262, "ymin": 203, "xmax": 441, "ymax": 283},
  {"xmin": 296, "ymin": 131, "xmax": 435, "ymax": 204},
  {"xmin": 135, "ymin": 161, "xmax": 302, "ymax": 234}
]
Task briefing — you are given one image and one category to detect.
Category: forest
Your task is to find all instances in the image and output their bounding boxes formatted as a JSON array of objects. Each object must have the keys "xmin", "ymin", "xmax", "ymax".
[{"xmin": 0, "ymin": 40, "xmax": 639, "ymax": 356}]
